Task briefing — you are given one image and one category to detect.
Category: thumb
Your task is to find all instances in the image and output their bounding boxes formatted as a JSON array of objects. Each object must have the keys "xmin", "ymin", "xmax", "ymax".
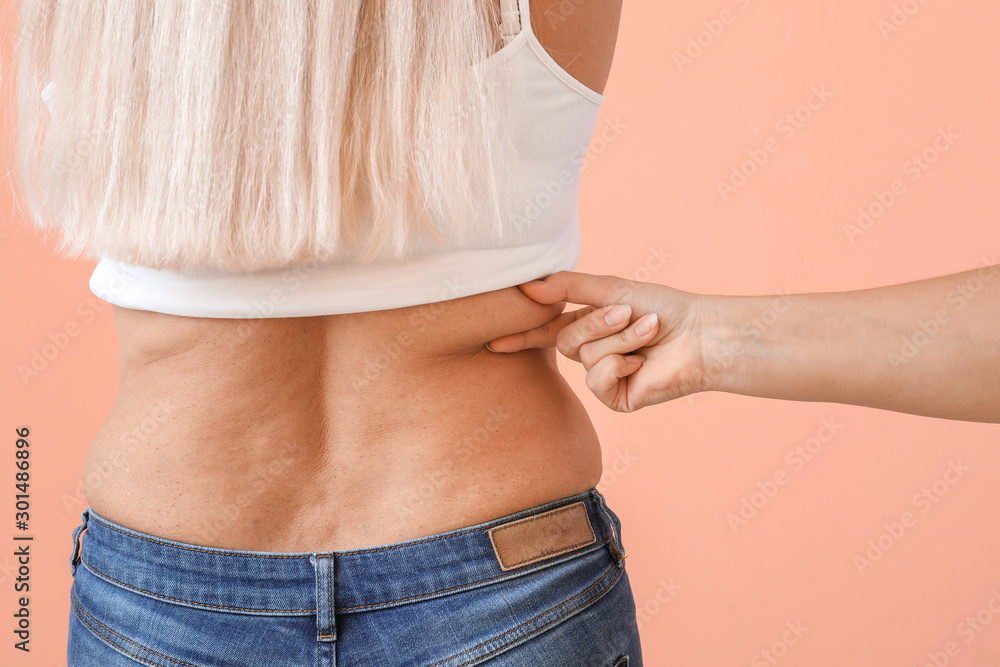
[{"xmin": 517, "ymin": 271, "xmax": 624, "ymax": 308}]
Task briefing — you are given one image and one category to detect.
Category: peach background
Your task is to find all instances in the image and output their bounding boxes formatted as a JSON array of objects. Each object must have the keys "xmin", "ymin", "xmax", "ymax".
[{"xmin": 3, "ymin": 1, "xmax": 1000, "ymax": 665}]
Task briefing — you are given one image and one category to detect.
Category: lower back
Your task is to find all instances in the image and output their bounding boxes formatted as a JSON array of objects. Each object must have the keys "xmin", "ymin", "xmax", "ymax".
[{"xmin": 82, "ymin": 285, "xmax": 603, "ymax": 551}]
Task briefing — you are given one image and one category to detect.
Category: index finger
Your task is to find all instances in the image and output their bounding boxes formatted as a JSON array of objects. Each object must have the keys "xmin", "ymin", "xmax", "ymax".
[
  {"xmin": 486, "ymin": 305, "xmax": 595, "ymax": 353},
  {"xmin": 517, "ymin": 271, "xmax": 627, "ymax": 308}
]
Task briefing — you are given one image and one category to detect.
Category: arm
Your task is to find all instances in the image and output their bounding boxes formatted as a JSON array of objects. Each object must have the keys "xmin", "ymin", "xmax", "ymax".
[
  {"xmin": 698, "ymin": 261, "xmax": 1000, "ymax": 422},
  {"xmin": 486, "ymin": 265, "xmax": 1000, "ymax": 423}
]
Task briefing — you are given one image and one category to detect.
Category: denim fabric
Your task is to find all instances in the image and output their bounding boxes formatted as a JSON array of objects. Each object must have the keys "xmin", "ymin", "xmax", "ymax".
[{"xmin": 67, "ymin": 488, "xmax": 642, "ymax": 666}]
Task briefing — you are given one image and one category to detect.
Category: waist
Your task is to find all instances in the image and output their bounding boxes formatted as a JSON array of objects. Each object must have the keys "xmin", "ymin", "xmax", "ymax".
[
  {"xmin": 84, "ymin": 295, "xmax": 602, "ymax": 551},
  {"xmin": 71, "ymin": 489, "xmax": 625, "ymax": 614}
]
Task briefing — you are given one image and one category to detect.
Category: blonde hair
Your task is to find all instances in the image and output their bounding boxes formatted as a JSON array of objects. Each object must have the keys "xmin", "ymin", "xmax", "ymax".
[{"xmin": 11, "ymin": 0, "xmax": 525, "ymax": 272}]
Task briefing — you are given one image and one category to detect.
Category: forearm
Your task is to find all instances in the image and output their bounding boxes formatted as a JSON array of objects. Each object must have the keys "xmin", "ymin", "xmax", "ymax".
[{"xmin": 697, "ymin": 262, "xmax": 1000, "ymax": 422}]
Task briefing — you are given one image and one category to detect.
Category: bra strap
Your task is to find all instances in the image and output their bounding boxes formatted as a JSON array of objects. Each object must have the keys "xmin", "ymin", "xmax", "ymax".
[{"xmin": 499, "ymin": 0, "xmax": 521, "ymax": 45}]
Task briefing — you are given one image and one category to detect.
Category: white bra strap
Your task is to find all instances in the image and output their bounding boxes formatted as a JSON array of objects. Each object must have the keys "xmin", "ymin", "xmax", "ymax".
[{"xmin": 499, "ymin": 0, "xmax": 521, "ymax": 45}]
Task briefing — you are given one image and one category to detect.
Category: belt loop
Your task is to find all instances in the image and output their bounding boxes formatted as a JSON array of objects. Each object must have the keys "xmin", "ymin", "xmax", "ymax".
[
  {"xmin": 591, "ymin": 490, "xmax": 626, "ymax": 568},
  {"xmin": 70, "ymin": 508, "xmax": 90, "ymax": 578},
  {"xmin": 312, "ymin": 554, "xmax": 337, "ymax": 645}
]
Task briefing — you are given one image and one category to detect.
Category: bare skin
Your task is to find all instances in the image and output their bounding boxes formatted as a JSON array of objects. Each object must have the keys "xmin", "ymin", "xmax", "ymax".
[
  {"xmin": 81, "ymin": 0, "xmax": 625, "ymax": 552},
  {"xmin": 487, "ymin": 268, "xmax": 1000, "ymax": 423}
]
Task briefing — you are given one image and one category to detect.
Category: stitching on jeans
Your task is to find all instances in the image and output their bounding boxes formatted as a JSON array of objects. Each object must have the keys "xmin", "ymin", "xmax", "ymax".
[
  {"xmin": 487, "ymin": 502, "xmax": 596, "ymax": 569},
  {"xmin": 81, "ymin": 552, "xmax": 316, "ymax": 614},
  {"xmin": 315, "ymin": 558, "xmax": 322, "ymax": 624},
  {"xmin": 80, "ymin": 537, "xmax": 609, "ymax": 614},
  {"xmin": 73, "ymin": 603, "xmax": 161, "ymax": 667},
  {"xmin": 315, "ymin": 558, "xmax": 333, "ymax": 641},
  {"xmin": 424, "ymin": 558, "xmax": 624, "ymax": 667},
  {"xmin": 327, "ymin": 554, "xmax": 333, "ymax": 638},
  {"xmin": 441, "ymin": 561, "xmax": 625, "ymax": 667},
  {"xmin": 315, "ymin": 555, "xmax": 335, "ymax": 639},
  {"xmin": 86, "ymin": 492, "xmax": 593, "ymax": 557},
  {"xmin": 71, "ymin": 586, "xmax": 196, "ymax": 666},
  {"xmin": 458, "ymin": 566, "xmax": 626, "ymax": 667},
  {"xmin": 338, "ymin": 538, "xmax": 610, "ymax": 611},
  {"xmin": 593, "ymin": 494, "xmax": 624, "ymax": 559}
]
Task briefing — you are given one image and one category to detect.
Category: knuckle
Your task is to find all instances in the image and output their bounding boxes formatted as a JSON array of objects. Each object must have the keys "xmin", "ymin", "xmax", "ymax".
[
  {"xmin": 607, "ymin": 276, "xmax": 637, "ymax": 304},
  {"xmin": 550, "ymin": 270, "xmax": 571, "ymax": 282},
  {"xmin": 617, "ymin": 327, "xmax": 636, "ymax": 346},
  {"xmin": 555, "ymin": 338, "xmax": 577, "ymax": 362},
  {"xmin": 554, "ymin": 326, "xmax": 572, "ymax": 350},
  {"xmin": 616, "ymin": 355, "xmax": 631, "ymax": 373}
]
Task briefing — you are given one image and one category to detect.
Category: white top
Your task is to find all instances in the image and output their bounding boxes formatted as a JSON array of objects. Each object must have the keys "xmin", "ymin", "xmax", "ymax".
[{"xmin": 44, "ymin": 0, "xmax": 605, "ymax": 318}]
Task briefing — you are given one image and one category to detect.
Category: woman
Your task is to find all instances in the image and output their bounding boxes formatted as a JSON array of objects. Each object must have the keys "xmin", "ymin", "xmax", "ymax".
[{"xmin": 15, "ymin": 0, "xmax": 635, "ymax": 665}]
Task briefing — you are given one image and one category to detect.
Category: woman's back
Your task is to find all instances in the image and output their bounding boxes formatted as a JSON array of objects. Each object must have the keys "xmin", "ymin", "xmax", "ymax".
[{"xmin": 83, "ymin": 0, "xmax": 624, "ymax": 552}]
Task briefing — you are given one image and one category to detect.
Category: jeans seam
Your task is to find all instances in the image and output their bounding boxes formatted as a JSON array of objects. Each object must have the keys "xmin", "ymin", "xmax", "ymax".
[
  {"xmin": 79, "ymin": 552, "xmax": 316, "ymax": 614},
  {"xmin": 455, "ymin": 564, "xmax": 626, "ymax": 667},
  {"xmin": 70, "ymin": 508, "xmax": 90, "ymax": 577},
  {"xmin": 79, "ymin": 537, "xmax": 612, "ymax": 615},
  {"xmin": 71, "ymin": 585, "xmax": 195, "ymax": 667},
  {"xmin": 340, "ymin": 538, "xmax": 612, "ymax": 611},
  {"xmin": 427, "ymin": 558, "xmax": 625, "ymax": 667},
  {"xmin": 592, "ymin": 491, "xmax": 626, "ymax": 567}
]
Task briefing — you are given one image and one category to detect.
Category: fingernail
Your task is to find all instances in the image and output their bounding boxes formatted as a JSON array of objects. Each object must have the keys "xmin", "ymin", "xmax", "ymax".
[
  {"xmin": 485, "ymin": 341, "xmax": 497, "ymax": 352},
  {"xmin": 633, "ymin": 313, "xmax": 658, "ymax": 337},
  {"xmin": 605, "ymin": 304, "xmax": 631, "ymax": 326}
]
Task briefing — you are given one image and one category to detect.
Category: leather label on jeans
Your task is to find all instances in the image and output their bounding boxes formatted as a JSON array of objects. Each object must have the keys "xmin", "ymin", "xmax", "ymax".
[{"xmin": 487, "ymin": 501, "xmax": 596, "ymax": 571}]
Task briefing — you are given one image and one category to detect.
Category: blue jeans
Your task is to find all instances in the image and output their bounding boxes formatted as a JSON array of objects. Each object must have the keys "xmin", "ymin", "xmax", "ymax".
[{"xmin": 67, "ymin": 488, "xmax": 642, "ymax": 666}]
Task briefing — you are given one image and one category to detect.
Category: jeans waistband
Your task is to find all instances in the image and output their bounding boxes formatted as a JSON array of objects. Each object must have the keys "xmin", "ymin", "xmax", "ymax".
[{"xmin": 71, "ymin": 488, "xmax": 626, "ymax": 617}]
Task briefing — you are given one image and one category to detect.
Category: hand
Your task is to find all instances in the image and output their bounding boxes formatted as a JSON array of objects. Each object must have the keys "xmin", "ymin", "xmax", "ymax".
[{"xmin": 485, "ymin": 271, "xmax": 708, "ymax": 412}]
